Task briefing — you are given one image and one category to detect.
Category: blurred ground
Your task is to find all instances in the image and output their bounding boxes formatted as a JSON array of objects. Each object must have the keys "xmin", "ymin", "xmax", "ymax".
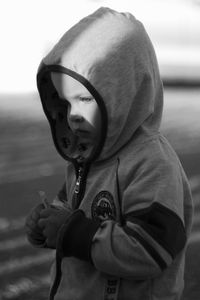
[{"xmin": 0, "ymin": 87, "xmax": 200, "ymax": 299}]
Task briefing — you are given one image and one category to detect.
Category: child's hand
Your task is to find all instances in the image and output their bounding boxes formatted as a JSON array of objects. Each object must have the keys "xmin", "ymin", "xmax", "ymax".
[
  {"xmin": 38, "ymin": 206, "xmax": 72, "ymax": 249},
  {"xmin": 25, "ymin": 203, "xmax": 46, "ymax": 247}
]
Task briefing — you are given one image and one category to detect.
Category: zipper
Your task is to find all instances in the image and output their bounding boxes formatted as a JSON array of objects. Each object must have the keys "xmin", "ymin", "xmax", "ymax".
[
  {"xmin": 74, "ymin": 167, "xmax": 83, "ymax": 195},
  {"xmin": 73, "ymin": 166, "xmax": 84, "ymax": 209},
  {"xmin": 49, "ymin": 165, "xmax": 85, "ymax": 300}
]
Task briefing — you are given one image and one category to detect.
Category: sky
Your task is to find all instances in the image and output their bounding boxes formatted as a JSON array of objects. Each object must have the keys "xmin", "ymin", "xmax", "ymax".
[{"xmin": 0, "ymin": 0, "xmax": 199, "ymax": 94}]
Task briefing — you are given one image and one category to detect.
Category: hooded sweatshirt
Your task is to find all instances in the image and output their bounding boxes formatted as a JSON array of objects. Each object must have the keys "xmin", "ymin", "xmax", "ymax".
[{"xmin": 37, "ymin": 7, "xmax": 193, "ymax": 300}]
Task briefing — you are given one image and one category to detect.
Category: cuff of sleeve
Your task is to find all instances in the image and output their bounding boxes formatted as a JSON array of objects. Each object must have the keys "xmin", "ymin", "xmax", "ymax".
[{"xmin": 57, "ymin": 210, "xmax": 100, "ymax": 262}]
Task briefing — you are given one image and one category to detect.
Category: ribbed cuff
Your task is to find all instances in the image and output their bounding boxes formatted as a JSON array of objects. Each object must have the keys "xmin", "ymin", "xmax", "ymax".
[{"xmin": 57, "ymin": 210, "xmax": 100, "ymax": 262}]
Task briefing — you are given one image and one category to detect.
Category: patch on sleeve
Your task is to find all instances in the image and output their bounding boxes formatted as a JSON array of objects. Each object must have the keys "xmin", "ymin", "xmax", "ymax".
[{"xmin": 91, "ymin": 191, "xmax": 116, "ymax": 222}]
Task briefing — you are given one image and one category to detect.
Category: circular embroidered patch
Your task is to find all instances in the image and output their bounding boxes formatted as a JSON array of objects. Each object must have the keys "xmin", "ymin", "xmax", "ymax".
[{"xmin": 91, "ymin": 191, "xmax": 116, "ymax": 222}]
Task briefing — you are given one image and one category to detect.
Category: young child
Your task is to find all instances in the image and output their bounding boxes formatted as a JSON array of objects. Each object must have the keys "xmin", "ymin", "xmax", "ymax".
[{"xmin": 25, "ymin": 7, "xmax": 193, "ymax": 300}]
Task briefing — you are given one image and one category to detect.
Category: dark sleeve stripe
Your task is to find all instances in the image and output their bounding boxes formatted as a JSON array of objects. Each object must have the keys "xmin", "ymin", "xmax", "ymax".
[
  {"xmin": 123, "ymin": 225, "xmax": 167, "ymax": 270},
  {"xmin": 57, "ymin": 210, "xmax": 100, "ymax": 262},
  {"xmin": 125, "ymin": 202, "xmax": 186, "ymax": 259}
]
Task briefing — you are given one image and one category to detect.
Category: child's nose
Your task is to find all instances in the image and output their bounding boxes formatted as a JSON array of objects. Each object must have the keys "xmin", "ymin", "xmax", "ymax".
[
  {"xmin": 68, "ymin": 107, "xmax": 84, "ymax": 123},
  {"xmin": 68, "ymin": 114, "xmax": 84, "ymax": 123}
]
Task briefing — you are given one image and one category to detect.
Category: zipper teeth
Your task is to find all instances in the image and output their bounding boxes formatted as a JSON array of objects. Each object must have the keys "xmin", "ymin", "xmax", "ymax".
[{"xmin": 74, "ymin": 167, "xmax": 83, "ymax": 194}]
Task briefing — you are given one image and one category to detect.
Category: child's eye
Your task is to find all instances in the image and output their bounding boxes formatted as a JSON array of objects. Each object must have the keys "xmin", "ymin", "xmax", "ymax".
[{"xmin": 79, "ymin": 96, "xmax": 94, "ymax": 102}]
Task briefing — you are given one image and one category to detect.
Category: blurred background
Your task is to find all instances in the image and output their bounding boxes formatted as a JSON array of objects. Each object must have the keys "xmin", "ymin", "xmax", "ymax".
[{"xmin": 0, "ymin": 0, "xmax": 199, "ymax": 299}]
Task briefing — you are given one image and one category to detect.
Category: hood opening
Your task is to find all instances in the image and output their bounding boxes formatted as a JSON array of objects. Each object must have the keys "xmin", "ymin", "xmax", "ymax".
[{"xmin": 37, "ymin": 64, "xmax": 108, "ymax": 165}]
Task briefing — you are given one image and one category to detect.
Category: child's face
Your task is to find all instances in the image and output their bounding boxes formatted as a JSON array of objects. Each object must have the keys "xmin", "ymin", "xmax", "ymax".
[{"xmin": 51, "ymin": 73, "xmax": 101, "ymax": 143}]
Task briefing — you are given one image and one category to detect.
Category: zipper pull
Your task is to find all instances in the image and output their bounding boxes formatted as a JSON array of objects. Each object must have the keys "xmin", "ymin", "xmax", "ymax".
[{"xmin": 74, "ymin": 167, "xmax": 83, "ymax": 194}]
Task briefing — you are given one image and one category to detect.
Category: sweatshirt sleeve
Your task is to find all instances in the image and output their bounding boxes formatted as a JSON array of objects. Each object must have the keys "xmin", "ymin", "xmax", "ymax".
[
  {"xmin": 90, "ymin": 155, "xmax": 187, "ymax": 279},
  {"xmin": 57, "ymin": 156, "xmax": 188, "ymax": 279}
]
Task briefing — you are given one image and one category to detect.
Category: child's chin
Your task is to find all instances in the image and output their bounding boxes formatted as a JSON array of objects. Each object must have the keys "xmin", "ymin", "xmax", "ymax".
[{"xmin": 78, "ymin": 134, "xmax": 93, "ymax": 142}]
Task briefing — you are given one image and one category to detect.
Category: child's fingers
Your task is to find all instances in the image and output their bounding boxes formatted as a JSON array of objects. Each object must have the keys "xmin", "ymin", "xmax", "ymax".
[
  {"xmin": 31, "ymin": 204, "xmax": 45, "ymax": 219},
  {"xmin": 26, "ymin": 229, "xmax": 46, "ymax": 247},
  {"xmin": 39, "ymin": 207, "xmax": 55, "ymax": 218},
  {"xmin": 25, "ymin": 217, "xmax": 35, "ymax": 229},
  {"xmin": 38, "ymin": 191, "xmax": 50, "ymax": 208},
  {"xmin": 28, "ymin": 204, "xmax": 44, "ymax": 224},
  {"xmin": 26, "ymin": 223, "xmax": 43, "ymax": 235},
  {"xmin": 38, "ymin": 218, "xmax": 47, "ymax": 229}
]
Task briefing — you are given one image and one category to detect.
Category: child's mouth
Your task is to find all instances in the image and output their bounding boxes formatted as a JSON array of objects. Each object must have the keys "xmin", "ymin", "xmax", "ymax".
[{"xmin": 74, "ymin": 129, "xmax": 90, "ymax": 138}]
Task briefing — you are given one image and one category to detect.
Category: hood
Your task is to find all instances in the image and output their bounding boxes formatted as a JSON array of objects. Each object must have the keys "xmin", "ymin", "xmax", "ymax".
[{"xmin": 37, "ymin": 7, "xmax": 163, "ymax": 164}]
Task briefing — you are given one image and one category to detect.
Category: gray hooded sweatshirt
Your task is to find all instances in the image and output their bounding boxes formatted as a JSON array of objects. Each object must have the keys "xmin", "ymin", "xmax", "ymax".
[{"xmin": 37, "ymin": 7, "xmax": 193, "ymax": 300}]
